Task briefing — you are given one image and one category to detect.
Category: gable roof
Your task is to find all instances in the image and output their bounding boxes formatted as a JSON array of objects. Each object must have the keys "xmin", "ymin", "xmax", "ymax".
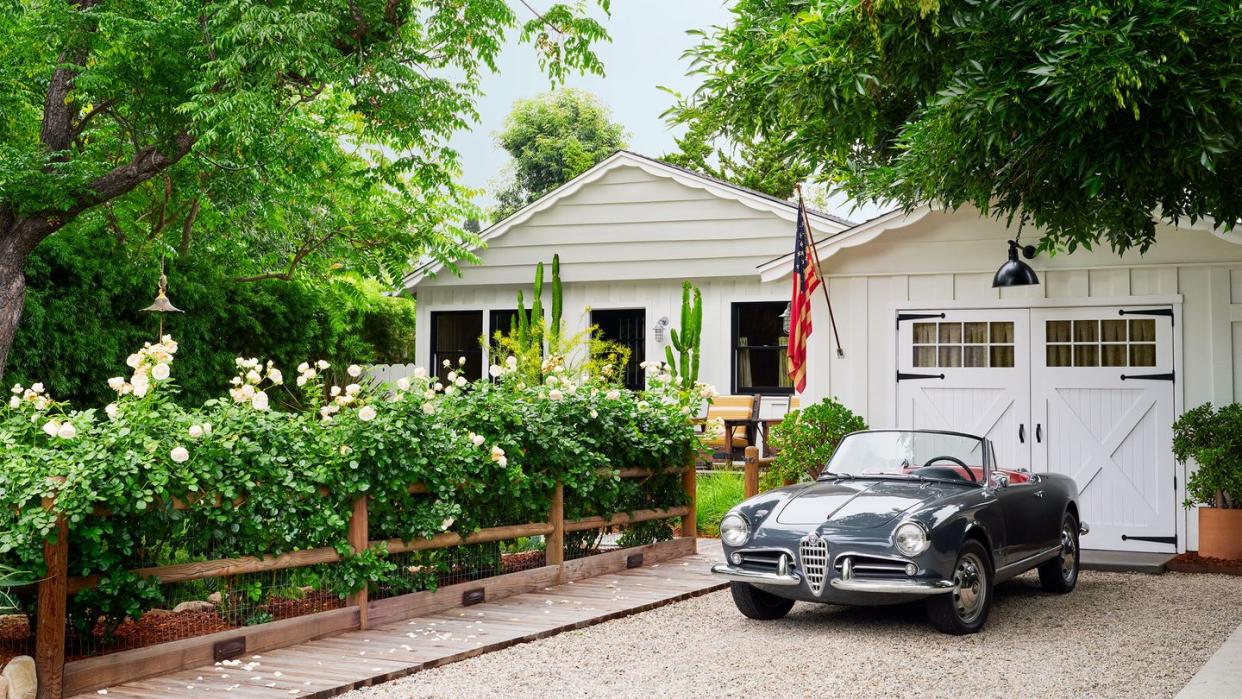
[{"xmin": 404, "ymin": 150, "xmax": 854, "ymax": 288}]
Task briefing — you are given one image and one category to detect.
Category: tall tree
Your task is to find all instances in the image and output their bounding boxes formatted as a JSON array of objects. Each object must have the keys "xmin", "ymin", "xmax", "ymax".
[
  {"xmin": 493, "ymin": 88, "xmax": 627, "ymax": 219},
  {"xmin": 0, "ymin": 0, "xmax": 611, "ymax": 377},
  {"xmin": 672, "ymin": 0, "xmax": 1242, "ymax": 253},
  {"xmin": 661, "ymin": 115, "xmax": 807, "ymax": 199}
]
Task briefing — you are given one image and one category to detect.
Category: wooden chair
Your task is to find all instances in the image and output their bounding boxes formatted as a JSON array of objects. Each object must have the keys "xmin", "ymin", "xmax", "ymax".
[{"xmin": 701, "ymin": 395, "xmax": 759, "ymax": 463}]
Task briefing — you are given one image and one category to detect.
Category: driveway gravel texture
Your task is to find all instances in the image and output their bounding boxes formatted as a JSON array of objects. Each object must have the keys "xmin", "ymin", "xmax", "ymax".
[{"xmin": 343, "ymin": 569, "xmax": 1242, "ymax": 699}]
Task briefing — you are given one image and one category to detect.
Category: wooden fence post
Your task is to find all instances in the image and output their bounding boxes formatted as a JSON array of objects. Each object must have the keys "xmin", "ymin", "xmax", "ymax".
[
  {"xmin": 36, "ymin": 479, "xmax": 68, "ymax": 699},
  {"xmin": 347, "ymin": 494, "xmax": 369, "ymax": 630},
  {"xmin": 546, "ymin": 482, "xmax": 564, "ymax": 574},
  {"xmin": 680, "ymin": 460, "xmax": 697, "ymax": 540},
  {"xmin": 743, "ymin": 446, "xmax": 760, "ymax": 499}
]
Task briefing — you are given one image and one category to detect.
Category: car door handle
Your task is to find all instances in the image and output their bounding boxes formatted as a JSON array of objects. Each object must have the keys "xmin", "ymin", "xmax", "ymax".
[
  {"xmin": 1034, "ymin": 490, "xmax": 1045, "ymax": 499},
  {"xmin": 1018, "ymin": 424, "xmax": 1025, "ymax": 443}
]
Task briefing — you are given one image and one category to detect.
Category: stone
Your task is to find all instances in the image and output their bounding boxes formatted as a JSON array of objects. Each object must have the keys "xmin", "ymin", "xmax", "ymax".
[
  {"xmin": 173, "ymin": 600, "xmax": 215, "ymax": 614},
  {"xmin": 2, "ymin": 655, "xmax": 36, "ymax": 699},
  {"xmin": 206, "ymin": 592, "xmax": 223, "ymax": 605}
]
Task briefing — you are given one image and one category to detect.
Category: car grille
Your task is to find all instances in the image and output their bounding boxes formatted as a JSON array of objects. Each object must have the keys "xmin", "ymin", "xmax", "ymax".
[
  {"xmin": 799, "ymin": 536, "xmax": 828, "ymax": 594},
  {"xmin": 834, "ymin": 554, "xmax": 909, "ymax": 578},
  {"xmin": 735, "ymin": 550, "xmax": 783, "ymax": 573}
]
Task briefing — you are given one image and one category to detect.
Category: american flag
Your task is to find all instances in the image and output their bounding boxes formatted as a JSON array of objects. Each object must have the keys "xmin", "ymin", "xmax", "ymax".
[{"xmin": 787, "ymin": 200, "xmax": 820, "ymax": 393}]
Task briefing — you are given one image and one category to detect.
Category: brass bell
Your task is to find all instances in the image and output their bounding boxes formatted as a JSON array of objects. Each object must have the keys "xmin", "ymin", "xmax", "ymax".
[{"xmin": 141, "ymin": 274, "xmax": 183, "ymax": 314}]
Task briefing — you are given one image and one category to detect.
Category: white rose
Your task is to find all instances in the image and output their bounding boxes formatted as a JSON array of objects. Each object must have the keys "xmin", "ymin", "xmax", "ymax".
[
  {"xmin": 447, "ymin": 371, "xmax": 457, "ymax": 382},
  {"xmin": 505, "ymin": 356, "xmax": 517, "ymax": 368},
  {"xmin": 57, "ymin": 422, "xmax": 77, "ymax": 439},
  {"xmin": 606, "ymin": 390, "xmax": 621, "ymax": 400},
  {"xmin": 454, "ymin": 376, "xmax": 467, "ymax": 387},
  {"xmin": 548, "ymin": 389, "xmax": 563, "ymax": 400},
  {"xmin": 590, "ymin": 410, "xmax": 598, "ymax": 419},
  {"xmin": 203, "ymin": 423, "xmax": 212, "ymax": 435},
  {"xmin": 413, "ymin": 367, "xmax": 427, "ymax": 379},
  {"xmin": 441, "ymin": 517, "xmax": 455, "ymax": 531},
  {"xmin": 126, "ymin": 354, "xmax": 141, "ymax": 368},
  {"xmin": 8, "ymin": 396, "xmax": 20, "ymax": 409},
  {"xmin": 10, "ymin": 384, "xmax": 22, "ymax": 395},
  {"xmin": 345, "ymin": 383, "xmax": 361, "ymax": 396},
  {"xmin": 268, "ymin": 369, "xmax": 283, "ymax": 385},
  {"xmin": 471, "ymin": 434, "xmax": 485, "ymax": 447},
  {"xmin": 107, "ymin": 376, "xmax": 125, "ymax": 391},
  {"xmin": 422, "ymin": 402, "xmax": 436, "ymax": 415},
  {"xmin": 151, "ymin": 363, "xmax": 171, "ymax": 381},
  {"xmin": 239, "ymin": 384, "xmax": 255, "ymax": 400},
  {"xmin": 30, "ymin": 383, "xmax": 44, "ymax": 394},
  {"xmin": 444, "ymin": 386, "xmax": 456, "ymax": 396},
  {"xmin": 339, "ymin": 445, "xmax": 352, "ymax": 455},
  {"xmin": 317, "ymin": 359, "xmax": 330, "ymax": 370},
  {"xmin": 637, "ymin": 400, "xmax": 650, "ymax": 410},
  {"xmin": 358, "ymin": 405, "xmax": 377, "ymax": 422},
  {"xmin": 347, "ymin": 364, "xmax": 362, "ymax": 378},
  {"xmin": 297, "ymin": 362, "xmax": 309, "ymax": 373},
  {"xmin": 330, "ymin": 385, "xmax": 341, "ymax": 397},
  {"xmin": 246, "ymin": 369, "xmax": 261, "ymax": 384},
  {"xmin": 170, "ymin": 446, "xmax": 190, "ymax": 463},
  {"xmin": 131, "ymin": 377, "xmax": 150, "ymax": 398},
  {"xmin": 442, "ymin": 359, "xmax": 451, "ymax": 368},
  {"xmin": 545, "ymin": 375, "xmax": 558, "ymax": 386},
  {"xmin": 423, "ymin": 389, "xmax": 436, "ymax": 399},
  {"xmin": 105, "ymin": 403, "xmax": 118, "ymax": 420},
  {"xmin": 251, "ymin": 392, "xmax": 269, "ymax": 411},
  {"xmin": 488, "ymin": 365, "xmax": 502, "ymax": 378},
  {"xmin": 497, "ymin": 456, "xmax": 508, "ymax": 467},
  {"xmin": 490, "ymin": 445, "xmax": 505, "ymax": 460},
  {"xmin": 188, "ymin": 424, "xmax": 204, "ymax": 439},
  {"xmin": 296, "ymin": 375, "xmax": 308, "ymax": 387},
  {"xmin": 458, "ymin": 356, "xmax": 466, "ymax": 365},
  {"xmin": 396, "ymin": 377, "xmax": 411, "ymax": 391},
  {"xmin": 42, "ymin": 420, "xmax": 59, "ymax": 437}
]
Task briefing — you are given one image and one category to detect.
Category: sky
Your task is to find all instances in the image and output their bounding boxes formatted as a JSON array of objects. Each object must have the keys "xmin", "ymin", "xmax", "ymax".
[{"xmin": 449, "ymin": 1, "xmax": 887, "ymax": 223}]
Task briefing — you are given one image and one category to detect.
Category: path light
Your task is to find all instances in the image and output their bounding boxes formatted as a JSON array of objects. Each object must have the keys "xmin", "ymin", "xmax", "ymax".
[
  {"xmin": 140, "ymin": 261, "xmax": 183, "ymax": 338},
  {"xmin": 992, "ymin": 219, "xmax": 1040, "ymax": 288}
]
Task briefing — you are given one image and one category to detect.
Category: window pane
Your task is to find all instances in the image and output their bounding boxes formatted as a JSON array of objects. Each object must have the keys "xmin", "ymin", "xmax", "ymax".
[
  {"xmin": 964, "ymin": 346, "xmax": 987, "ymax": 367},
  {"xmin": 991, "ymin": 322, "xmax": 1014, "ymax": 343},
  {"xmin": 913, "ymin": 322, "xmax": 937, "ymax": 344},
  {"xmin": 1074, "ymin": 345, "xmax": 1099, "ymax": 367},
  {"xmin": 990, "ymin": 346, "xmax": 1014, "ymax": 368},
  {"xmin": 963, "ymin": 322, "xmax": 988, "ymax": 344},
  {"xmin": 1130, "ymin": 344, "xmax": 1157, "ymax": 367},
  {"xmin": 733, "ymin": 302, "xmax": 791, "ymax": 393},
  {"xmin": 434, "ymin": 311, "xmax": 483, "ymax": 351},
  {"xmin": 938, "ymin": 346, "xmax": 962, "ymax": 368},
  {"xmin": 735, "ymin": 302, "xmax": 786, "ymax": 347},
  {"xmin": 1101, "ymin": 344, "xmax": 1127, "ymax": 367},
  {"xmin": 1046, "ymin": 320, "xmax": 1071, "ymax": 343},
  {"xmin": 1129, "ymin": 319, "xmax": 1156, "ymax": 342},
  {"xmin": 736, "ymin": 347, "xmax": 790, "ymax": 391},
  {"xmin": 914, "ymin": 347, "xmax": 936, "ymax": 368},
  {"xmin": 1101, "ymin": 319, "xmax": 1127, "ymax": 343},
  {"xmin": 938, "ymin": 323, "xmax": 962, "ymax": 344},
  {"xmin": 1047, "ymin": 345, "xmax": 1072, "ymax": 367},
  {"xmin": 1073, "ymin": 320, "xmax": 1099, "ymax": 343}
]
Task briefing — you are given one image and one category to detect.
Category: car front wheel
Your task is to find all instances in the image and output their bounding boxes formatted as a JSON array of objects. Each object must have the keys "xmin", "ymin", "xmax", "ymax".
[
  {"xmin": 729, "ymin": 582, "xmax": 795, "ymax": 620},
  {"xmin": 926, "ymin": 539, "xmax": 993, "ymax": 635}
]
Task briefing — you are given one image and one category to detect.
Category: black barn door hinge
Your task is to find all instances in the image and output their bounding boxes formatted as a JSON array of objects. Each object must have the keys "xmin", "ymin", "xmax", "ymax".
[
  {"xmin": 1120, "ymin": 371, "xmax": 1175, "ymax": 382},
  {"xmin": 1118, "ymin": 308, "xmax": 1174, "ymax": 326},
  {"xmin": 1120, "ymin": 534, "xmax": 1177, "ymax": 545},
  {"xmin": 896, "ymin": 312, "xmax": 945, "ymax": 329},
  {"xmin": 897, "ymin": 372, "xmax": 945, "ymax": 382}
]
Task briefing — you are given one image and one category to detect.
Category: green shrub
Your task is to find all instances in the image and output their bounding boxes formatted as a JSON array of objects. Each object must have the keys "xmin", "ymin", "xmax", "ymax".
[
  {"xmin": 763, "ymin": 397, "xmax": 866, "ymax": 490},
  {"xmin": 1173, "ymin": 403, "xmax": 1242, "ymax": 509},
  {"xmin": 696, "ymin": 471, "xmax": 744, "ymax": 536}
]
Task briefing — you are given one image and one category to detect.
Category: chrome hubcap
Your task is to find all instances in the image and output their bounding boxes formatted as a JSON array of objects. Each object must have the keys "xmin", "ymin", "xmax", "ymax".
[
  {"xmin": 952, "ymin": 552, "xmax": 986, "ymax": 623},
  {"xmin": 1061, "ymin": 525, "xmax": 1078, "ymax": 583}
]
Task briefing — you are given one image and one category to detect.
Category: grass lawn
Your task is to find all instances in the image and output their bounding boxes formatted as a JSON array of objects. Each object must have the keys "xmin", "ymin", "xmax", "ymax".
[{"xmin": 696, "ymin": 470, "xmax": 744, "ymax": 537}]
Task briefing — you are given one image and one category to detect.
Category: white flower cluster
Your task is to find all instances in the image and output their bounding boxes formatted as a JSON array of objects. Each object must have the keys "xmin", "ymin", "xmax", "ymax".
[
  {"xmin": 295, "ymin": 360, "xmax": 330, "ymax": 387},
  {"xmin": 41, "ymin": 417, "xmax": 77, "ymax": 440},
  {"xmin": 640, "ymin": 360, "xmax": 676, "ymax": 386},
  {"xmin": 108, "ymin": 335, "xmax": 179, "ymax": 399},
  {"xmin": 228, "ymin": 357, "xmax": 282, "ymax": 411},
  {"xmin": 486, "ymin": 355, "xmax": 519, "ymax": 379},
  {"xmin": 8, "ymin": 382, "xmax": 49, "ymax": 411}
]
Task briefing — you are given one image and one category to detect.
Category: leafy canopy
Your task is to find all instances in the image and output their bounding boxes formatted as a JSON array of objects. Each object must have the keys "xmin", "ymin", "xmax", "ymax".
[
  {"xmin": 673, "ymin": 0, "xmax": 1242, "ymax": 253},
  {"xmin": 493, "ymin": 88, "xmax": 628, "ymax": 220}
]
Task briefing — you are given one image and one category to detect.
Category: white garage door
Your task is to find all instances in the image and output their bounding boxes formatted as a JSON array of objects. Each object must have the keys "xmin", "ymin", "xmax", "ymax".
[
  {"xmin": 1031, "ymin": 307, "xmax": 1177, "ymax": 553},
  {"xmin": 896, "ymin": 306, "xmax": 1177, "ymax": 553}
]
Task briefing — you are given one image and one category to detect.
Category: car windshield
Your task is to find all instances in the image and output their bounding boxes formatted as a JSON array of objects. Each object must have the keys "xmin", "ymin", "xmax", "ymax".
[{"xmin": 821, "ymin": 431, "xmax": 987, "ymax": 482}]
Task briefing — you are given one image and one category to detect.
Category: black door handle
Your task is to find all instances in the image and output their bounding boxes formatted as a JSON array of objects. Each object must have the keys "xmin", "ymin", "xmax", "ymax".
[
  {"xmin": 1036, "ymin": 424, "xmax": 1042, "ymax": 443},
  {"xmin": 1019, "ymin": 424, "xmax": 1025, "ymax": 444}
]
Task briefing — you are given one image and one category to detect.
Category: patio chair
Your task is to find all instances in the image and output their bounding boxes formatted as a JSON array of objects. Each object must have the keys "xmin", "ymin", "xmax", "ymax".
[{"xmin": 701, "ymin": 395, "xmax": 759, "ymax": 465}]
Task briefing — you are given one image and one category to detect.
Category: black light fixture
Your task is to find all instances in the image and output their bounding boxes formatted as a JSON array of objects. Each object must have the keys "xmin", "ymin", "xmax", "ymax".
[{"xmin": 992, "ymin": 218, "xmax": 1040, "ymax": 288}]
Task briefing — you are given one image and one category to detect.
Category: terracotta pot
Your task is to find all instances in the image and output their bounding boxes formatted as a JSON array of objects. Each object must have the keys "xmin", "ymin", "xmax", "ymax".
[{"xmin": 1198, "ymin": 507, "xmax": 1242, "ymax": 560}]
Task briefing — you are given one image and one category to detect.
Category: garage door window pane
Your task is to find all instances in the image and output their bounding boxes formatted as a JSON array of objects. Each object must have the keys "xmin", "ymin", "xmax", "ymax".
[
  {"xmin": 1074, "ymin": 345, "xmax": 1098, "ymax": 367},
  {"xmin": 1047, "ymin": 345, "xmax": 1072, "ymax": 367},
  {"xmin": 1101, "ymin": 345, "xmax": 1127, "ymax": 367},
  {"xmin": 1074, "ymin": 320, "xmax": 1098, "ymax": 343},
  {"xmin": 989, "ymin": 345, "xmax": 1014, "ymax": 368},
  {"xmin": 990, "ymin": 322, "xmax": 1014, "ymax": 343},
  {"xmin": 1046, "ymin": 320, "xmax": 1071, "ymax": 343},
  {"xmin": 1130, "ymin": 344, "xmax": 1156, "ymax": 367},
  {"xmin": 913, "ymin": 323, "xmax": 937, "ymax": 344},
  {"xmin": 939, "ymin": 323, "xmax": 962, "ymax": 344},
  {"xmin": 964, "ymin": 346, "xmax": 987, "ymax": 367},
  {"xmin": 1101, "ymin": 319, "xmax": 1127, "ymax": 343},
  {"xmin": 964, "ymin": 322, "xmax": 988, "ymax": 344},
  {"xmin": 914, "ymin": 347, "xmax": 936, "ymax": 367},
  {"xmin": 1129, "ymin": 319, "xmax": 1156, "ymax": 342},
  {"xmin": 939, "ymin": 346, "xmax": 962, "ymax": 367}
]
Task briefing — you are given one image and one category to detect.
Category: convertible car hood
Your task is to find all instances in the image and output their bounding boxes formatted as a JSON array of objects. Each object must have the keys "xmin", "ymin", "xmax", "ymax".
[{"xmin": 774, "ymin": 479, "xmax": 962, "ymax": 529}]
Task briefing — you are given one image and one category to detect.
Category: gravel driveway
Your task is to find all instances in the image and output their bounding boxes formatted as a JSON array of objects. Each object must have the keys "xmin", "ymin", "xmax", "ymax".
[{"xmin": 343, "ymin": 569, "xmax": 1242, "ymax": 699}]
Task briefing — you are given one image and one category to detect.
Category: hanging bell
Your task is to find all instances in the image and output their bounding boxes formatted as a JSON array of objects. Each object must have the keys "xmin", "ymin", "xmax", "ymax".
[{"xmin": 140, "ymin": 274, "xmax": 184, "ymax": 314}]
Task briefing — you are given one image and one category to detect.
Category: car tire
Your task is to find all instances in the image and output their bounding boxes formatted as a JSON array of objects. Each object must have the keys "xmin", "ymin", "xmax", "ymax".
[
  {"xmin": 926, "ymin": 539, "xmax": 993, "ymax": 635},
  {"xmin": 1038, "ymin": 512, "xmax": 1080, "ymax": 594},
  {"xmin": 729, "ymin": 582, "xmax": 795, "ymax": 620}
]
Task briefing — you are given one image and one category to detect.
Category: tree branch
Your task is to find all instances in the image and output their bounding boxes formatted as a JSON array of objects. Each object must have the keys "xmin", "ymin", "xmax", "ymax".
[
  {"xmin": 233, "ymin": 229, "xmax": 337, "ymax": 283},
  {"xmin": 179, "ymin": 197, "xmax": 201, "ymax": 256}
]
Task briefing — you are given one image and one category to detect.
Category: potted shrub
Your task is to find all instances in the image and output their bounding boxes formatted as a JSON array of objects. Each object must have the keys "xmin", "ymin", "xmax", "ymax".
[
  {"xmin": 1172, "ymin": 403, "xmax": 1242, "ymax": 560},
  {"xmin": 764, "ymin": 397, "xmax": 865, "ymax": 490}
]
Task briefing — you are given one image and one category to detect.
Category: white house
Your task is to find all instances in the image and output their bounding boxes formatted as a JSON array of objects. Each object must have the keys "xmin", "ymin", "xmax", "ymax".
[
  {"xmin": 404, "ymin": 150, "xmax": 853, "ymax": 394},
  {"xmin": 406, "ymin": 150, "xmax": 1242, "ymax": 555}
]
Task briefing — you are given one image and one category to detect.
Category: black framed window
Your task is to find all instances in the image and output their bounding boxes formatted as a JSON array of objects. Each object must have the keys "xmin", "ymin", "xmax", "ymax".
[
  {"xmin": 430, "ymin": 311, "xmax": 483, "ymax": 382},
  {"xmin": 591, "ymin": 308, "xmax": 646, "ymax": 390},
  {"xmin": 732, "ymin": 302, "xmax": 793, "ymax": 394}
]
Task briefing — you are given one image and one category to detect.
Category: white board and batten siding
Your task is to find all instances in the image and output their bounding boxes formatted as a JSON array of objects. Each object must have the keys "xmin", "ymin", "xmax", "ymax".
[{"xmin": 796, "ymin": 207, "xmax": 1242, "ymax": 552}]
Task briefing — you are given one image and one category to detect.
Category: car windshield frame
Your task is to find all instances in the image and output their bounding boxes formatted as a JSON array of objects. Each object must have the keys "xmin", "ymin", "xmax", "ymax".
[{"xmin": 818, "ymin": 429, "xmax": 991, "ymax": 487}]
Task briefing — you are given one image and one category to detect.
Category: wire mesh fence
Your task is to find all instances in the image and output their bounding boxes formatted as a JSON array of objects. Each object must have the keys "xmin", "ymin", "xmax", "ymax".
[{"xmin": 371, "ymin": 537, "xmax": 548, "ymax": 601}]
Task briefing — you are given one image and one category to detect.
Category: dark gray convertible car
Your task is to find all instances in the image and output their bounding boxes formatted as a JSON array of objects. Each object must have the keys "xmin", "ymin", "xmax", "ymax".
[{"xmin": 711, "ymin": 429, "xmax": 1088, "ymax": 634}]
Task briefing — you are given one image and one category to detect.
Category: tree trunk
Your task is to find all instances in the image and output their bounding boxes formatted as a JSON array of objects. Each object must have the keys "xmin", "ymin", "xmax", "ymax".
[{"xmin": 0, "ymin": 233, "xmax": 29, "ymax": 381}]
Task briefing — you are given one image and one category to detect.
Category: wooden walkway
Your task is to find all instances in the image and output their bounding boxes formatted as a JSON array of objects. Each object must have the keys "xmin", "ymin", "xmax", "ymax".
[{"xmin": 76, "ymin": 542, "xmax": 724, "ymax": 698}]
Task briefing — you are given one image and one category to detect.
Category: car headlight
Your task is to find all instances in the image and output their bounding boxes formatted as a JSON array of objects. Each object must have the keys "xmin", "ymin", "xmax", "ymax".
[
  {"xmin": 720, "ymin": 513, "xmax": 750, "ymax": 547},
  {"xmin": 894, "ymin": 521, "xmax": 930, "ymax": 557}
]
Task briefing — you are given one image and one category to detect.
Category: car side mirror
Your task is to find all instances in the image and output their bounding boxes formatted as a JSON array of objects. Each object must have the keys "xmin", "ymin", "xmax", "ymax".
[{"xmin": 990, "ymin": 473, "xmax": 1009, "ymax": 489}]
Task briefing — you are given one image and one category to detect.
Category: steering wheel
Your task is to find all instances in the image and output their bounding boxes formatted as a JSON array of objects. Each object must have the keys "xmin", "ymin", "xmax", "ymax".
[{"xmin": 915, "ymin": 455, "xmax": 978, "ymax": 483}]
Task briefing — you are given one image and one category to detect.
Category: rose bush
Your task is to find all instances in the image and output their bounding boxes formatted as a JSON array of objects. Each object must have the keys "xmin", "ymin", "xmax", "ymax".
[{"xmin": 0, "ymin": 337, "xmax": 707, "ymax": 637}]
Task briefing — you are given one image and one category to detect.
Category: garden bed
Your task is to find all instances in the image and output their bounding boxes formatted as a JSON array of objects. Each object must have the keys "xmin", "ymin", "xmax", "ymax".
[{"xmin": 1167, "ymin": 552, "xmax": 1242, "ymax": 576}]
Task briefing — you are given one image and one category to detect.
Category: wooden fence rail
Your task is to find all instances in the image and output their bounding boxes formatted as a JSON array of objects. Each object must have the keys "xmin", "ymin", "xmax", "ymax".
[{"xmin": 33, "ymin": 464, "xmax": 696, "ymax": 699}]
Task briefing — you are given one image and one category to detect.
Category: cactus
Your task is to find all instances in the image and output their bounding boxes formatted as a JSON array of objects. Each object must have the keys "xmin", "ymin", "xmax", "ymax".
[
  {"xmin": 550, "ymin": 254, "xmax": 563, "ymax": 352},
  {"xmin": 664, "ymin": 281, "xmax": 702, "ymax": 387}
]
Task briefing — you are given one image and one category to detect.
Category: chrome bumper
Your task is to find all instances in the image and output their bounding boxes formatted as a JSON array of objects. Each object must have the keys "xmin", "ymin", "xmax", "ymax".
[
  {"xmin": 710, "ymin": 563, "xmax": 802, "ymax": 587},
  {"xmin": 829, "ymin": 577, "xmax": 955, "ymax": 594},
  {"xmin": 1080, "ymin": 521, "xmax": 1090, "ymax": 536}
]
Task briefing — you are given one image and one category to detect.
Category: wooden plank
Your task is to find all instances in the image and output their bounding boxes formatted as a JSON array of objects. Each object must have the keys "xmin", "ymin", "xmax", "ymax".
[
  {"xmin": 375, "ymin": 522, "xmax": 553, "ymax": 555},
  {"xmin": 366, "ymin": 564, "xmax": 561, "ymax": 628},
  {"xmin": 348, "ymin": 494, "xmax": 369, "ymax": 630},
  {"xmin": 681, "ymin": 465, "xmax": 697, "ymax": 538},
  {"xmin": 561, "ymin": 537, "xmax": 697, "ymax": 582},
  {"xmin": 609, "ymin": 466, "xmax": 691, "ymax": 478},
  {"xmin": 546, "ymin": 482, "xmax": 564, "ymax": 568},
  {"xmin": 62, "ymin": 607, "xmax": 359, "ymax": 697},
  {"xmin": 36, "ymin": 495, "xmax": 68, "ymax": 699},
  {"xmin": 563, "ymin": 506, "xmax": 689, "ymax": 533},
  {"xmin": 743, "ymin": 446, "xmax": 760, "ymax": 499},
  {"xmin": 67, "ymin": 546, "xmax": 342, "ymax": 593}
]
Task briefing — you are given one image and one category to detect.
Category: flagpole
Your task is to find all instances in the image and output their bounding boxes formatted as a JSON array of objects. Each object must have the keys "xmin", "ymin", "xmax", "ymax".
[{"xmin": 795, "ymin": 184, "xmax": 845, "ymax": 358}]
